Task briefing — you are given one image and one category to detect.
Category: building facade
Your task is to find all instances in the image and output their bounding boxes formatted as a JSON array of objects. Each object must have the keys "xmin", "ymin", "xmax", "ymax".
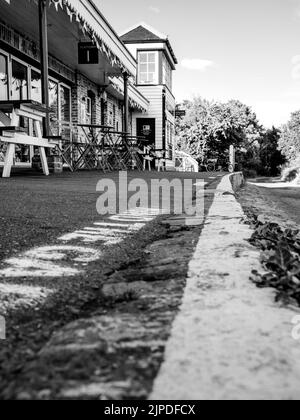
[
  {"xmin": 121, "ymin": 23, "xmax": 178, "ymax": 169},
  {"xmin": 0, "ymin": 0, "xmax": 176, "ymax": 169}
]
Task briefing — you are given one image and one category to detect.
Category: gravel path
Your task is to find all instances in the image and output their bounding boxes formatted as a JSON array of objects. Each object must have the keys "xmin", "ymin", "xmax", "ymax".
[
  {"xmin": 247, "ymin": 178, "xmax": 300, "ymax": 225},
  {"xmin": 151, "ymin": 175, "xmax": 300, "ymax": 400}
]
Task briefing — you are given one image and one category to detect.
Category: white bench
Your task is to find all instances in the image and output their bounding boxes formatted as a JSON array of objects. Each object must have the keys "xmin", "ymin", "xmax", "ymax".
[{"xmin": 0, "ymin": 101, "xmax": 58, "ymax": 178}]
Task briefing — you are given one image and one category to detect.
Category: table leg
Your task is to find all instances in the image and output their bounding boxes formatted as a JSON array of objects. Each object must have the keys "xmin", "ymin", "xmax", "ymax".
[
  {"xmin": 2, "ymin": 144, "xmax": 15, "ymax": 178},
  {"xmin": 33, "ymin": 120, "xmax": 50, "ymax": 176},
  {"xmin": 39, "ymin": 147, "xmax": 49, "ymax": 176}
]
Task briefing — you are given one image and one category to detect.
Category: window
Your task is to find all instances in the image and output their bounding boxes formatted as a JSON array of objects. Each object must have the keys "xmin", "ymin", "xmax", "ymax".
[
  {"xmin": 11, "ymin": 60, "xmax": 28, "ymax": 100},
  {"xmin": 60, "ymin": 85, "xmax": 71, "ymax": 122},
  {"xmin": 49, "ymin": 79, "xmax": 59, "ymax": 135},
  {"xmin": 162, "ymin": 55, "xmax": 172, "ymax": 91},
  {"xmin": 86, "ymin": 97, "xmax": 92, "ymax": 116},
  {"xmin": 31, "ymin": 69, "xmax": 42, "ymax": 102},
  {"xmin": 0, "ymin": 53, "xmax": 8, "ymax": 100},
  {"xmin": 138, "ymin": 51, "xmax": 158, "ymax": 85},
  {"xmin": 0, "ymin": 48, "xmax": 72, "ymax": 143},
  {"xmin": 86, "ymin": 92, "xmax": 95, "ymax": 125}
]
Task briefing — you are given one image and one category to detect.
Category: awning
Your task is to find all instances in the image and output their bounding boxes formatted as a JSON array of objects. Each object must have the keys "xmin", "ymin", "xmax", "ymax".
[
  {"xmin": 108, "ymin": 77, "xmax": 149, "ymax": 113},
  {"xmin": 25, "ymin": 0, "xmax": 136, "ymax": 77}
]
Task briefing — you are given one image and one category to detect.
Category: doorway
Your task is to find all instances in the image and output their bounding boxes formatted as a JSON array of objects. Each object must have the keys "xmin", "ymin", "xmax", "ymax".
[{"xmin": 136, "ymin": 118, "xmax": 156, "ymax": 146}]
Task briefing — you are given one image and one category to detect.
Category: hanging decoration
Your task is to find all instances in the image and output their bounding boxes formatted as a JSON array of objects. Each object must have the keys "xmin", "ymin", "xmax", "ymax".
[
  {"xmin": 47, "ymin": 0, "xmax": 131, "ymax": 75},
  {"xmin": 109, "ymin": 79, "xmax": 148, "ymax": 113},
  {"xmin": 24, "ymin": 0, "xmax": 131, "ymax": 74},
  {"xmin": 49, "ymin": 0, "xmax": 63, "ymax": 11}
]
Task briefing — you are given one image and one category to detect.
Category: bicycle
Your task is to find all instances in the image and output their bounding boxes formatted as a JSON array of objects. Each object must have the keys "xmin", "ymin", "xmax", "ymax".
[{"xmin": 203, "ymin": 158, "xmax": 242, "ymax": 173}]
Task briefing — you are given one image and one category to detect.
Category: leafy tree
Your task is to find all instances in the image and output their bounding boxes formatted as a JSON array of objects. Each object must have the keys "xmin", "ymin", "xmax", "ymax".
[
  {"xmin": 278, "ymin": 111, "xmax": 300, "ymax": 164},
  {"xmin": 175, "ymin": 97, "xmax": 263, "ymax": 164},
  {"xmin": 258, "ymin": 127, "xmax": 285, "ymax": 176}
]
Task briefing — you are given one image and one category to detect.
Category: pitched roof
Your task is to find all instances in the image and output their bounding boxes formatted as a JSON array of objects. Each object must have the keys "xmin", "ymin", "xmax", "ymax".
[
  {"xmin": 120, "ymin": 23, "xmax": 178, "ymax": 65},
  {"xmin": 120, "ymin": 22, "xmax": 167, "ymax": 42}
]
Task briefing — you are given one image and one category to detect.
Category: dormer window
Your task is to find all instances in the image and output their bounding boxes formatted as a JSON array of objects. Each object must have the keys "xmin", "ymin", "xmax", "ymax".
[{"xmin": 138, "ymin": 51, "xmax": 158, "ymax": 85}]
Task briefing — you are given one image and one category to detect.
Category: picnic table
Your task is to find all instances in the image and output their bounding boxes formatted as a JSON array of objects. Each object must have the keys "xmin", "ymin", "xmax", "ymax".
[
  {"xmin": 0, "ymin": 100, "xmax": 58, "ymax": 178},
  {"xmin": 59, "ymin": 125, "xmax": 148, "ymax": 172},
  {"xmin": 75, "ymin": 124, "xmax": 116, "ymax": 172},
  {"xmin": 56, "ymin": 123, "xmax": 163, "ymax": 173}
]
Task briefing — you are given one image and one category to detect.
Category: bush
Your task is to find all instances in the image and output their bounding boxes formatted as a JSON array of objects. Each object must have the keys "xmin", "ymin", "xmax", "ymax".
[
  {"xmin": 243, "ymin": 168, "xmax": 257, "ymax": 178},
  {"xmin": 281, "ymin": 166, "xmax": 300, "ymax": 183}
]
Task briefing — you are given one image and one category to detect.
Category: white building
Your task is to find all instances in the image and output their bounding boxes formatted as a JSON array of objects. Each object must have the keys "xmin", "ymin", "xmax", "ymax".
[
  {"xmin": 121, "ymin": 23, "xmax": 178, "ymax": 169},
  {"xmin": 0, "ymin": 1, "xmax": 177, "ymax": 171}
]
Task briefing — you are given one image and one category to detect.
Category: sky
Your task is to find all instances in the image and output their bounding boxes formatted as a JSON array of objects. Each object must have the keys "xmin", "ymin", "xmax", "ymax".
[{"xmin": 97, "ymin": 0, "xmax": 300, "ymax": 128}]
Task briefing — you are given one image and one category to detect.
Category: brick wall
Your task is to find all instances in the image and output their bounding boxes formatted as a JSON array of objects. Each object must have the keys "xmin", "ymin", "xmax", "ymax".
[
  {"xmin": 71, "ymin": 72, "xmax": 134, "ymax": 134},
  {"xmin": 106, "ymin": 93, "xmax": 124, "ymax": 132},
  {"xmin": 72, "ymin": 72, "xmax": 102, "ymax": 126}
]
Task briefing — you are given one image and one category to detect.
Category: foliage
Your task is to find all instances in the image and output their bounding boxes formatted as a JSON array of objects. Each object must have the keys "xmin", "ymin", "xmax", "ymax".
[
  {"xmin": 278, "ymin": 111, "xmax": 300, "ymax": 164},
  {"xmin": 258, "ymin": 127, "xmax": 285, "ymax": 176},
  {"xmin": 249, "ymin": 219, "xmax": 300, "ymax": 306},
  {"xmin": 175, "ymin": 97, "xmax": 263, "ymax": 163}
]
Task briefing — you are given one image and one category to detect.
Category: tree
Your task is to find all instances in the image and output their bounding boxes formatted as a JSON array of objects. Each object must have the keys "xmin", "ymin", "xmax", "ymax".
[
  {"xmin": 175, "ymin": 97, "xmax": 263, "ymax": 163},
  {"xmin": 259, "ymin": 127, "xmax": 285, "ymax": 176},
  {"xmin": 278, "ymin": 111, "xmax": 300, "ymax": 164}
]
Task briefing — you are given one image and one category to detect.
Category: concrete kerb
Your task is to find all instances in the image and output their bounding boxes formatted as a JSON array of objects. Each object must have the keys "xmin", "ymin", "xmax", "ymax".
[
  {"xmin": 150, "ymin": 171, "xmax": 300, "ymax": 400},
  {"xmin": 229, "ymin": 172, "xmax": 245, "ymax": 191},
  {"xmin": 216, "ymin": 172, "xmax": 245, "ymax": 195}
]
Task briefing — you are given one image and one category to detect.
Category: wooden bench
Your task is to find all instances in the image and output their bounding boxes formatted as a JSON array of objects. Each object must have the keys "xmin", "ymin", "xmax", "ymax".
[{"xmin": 0, "ymin": 100, "xmax": 58, "ymax": 178}]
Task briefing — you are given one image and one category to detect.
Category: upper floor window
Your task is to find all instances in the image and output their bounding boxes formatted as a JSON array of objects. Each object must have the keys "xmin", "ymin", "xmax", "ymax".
[
  {"xmin": 162, "ymin": 55, "xmax": 172, "ymax": 91},
  {"xmin": 138, "ymin": 51, "xmax": 158, "ymax": 85}
]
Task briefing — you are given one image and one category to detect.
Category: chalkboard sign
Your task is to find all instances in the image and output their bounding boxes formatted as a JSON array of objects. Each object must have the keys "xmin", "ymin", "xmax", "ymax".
[{"xmin": 78, "ymin": 42, "xmax": 99, "ymax": 65}]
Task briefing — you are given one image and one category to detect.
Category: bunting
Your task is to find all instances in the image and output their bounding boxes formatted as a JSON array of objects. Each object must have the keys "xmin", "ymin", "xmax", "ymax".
[{"xmin": 25, "ymin": 0, "xmax": 131, "ymax": 75}]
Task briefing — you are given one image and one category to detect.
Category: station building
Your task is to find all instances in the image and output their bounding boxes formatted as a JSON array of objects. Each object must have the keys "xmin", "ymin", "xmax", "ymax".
[{"xmin": 0, "ymin": 0, "xmax": 177, "ymax": 169}]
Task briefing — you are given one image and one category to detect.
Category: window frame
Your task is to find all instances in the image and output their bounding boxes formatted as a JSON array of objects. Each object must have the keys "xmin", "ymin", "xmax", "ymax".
[
  {"xmin": 0, "ymin": 51, "xmax": 9, "ymax": 100},
  {"xmin": 137, "ymin": 50, "xmax": 159, "ymax": 85},
  {"xmin": 0, "ymin": 48, "xmax": 72, "ymax": 130},
  {"xmin": 11, "ymin": 56, "xmax": 29, "ymax": 101},
  {"xmin": 162, "ymin": 54, "xmax": 172, "ymax": 91}
]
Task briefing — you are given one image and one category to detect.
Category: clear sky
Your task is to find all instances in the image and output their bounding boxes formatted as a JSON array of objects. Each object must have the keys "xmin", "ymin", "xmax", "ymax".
[{"xmin": 97, "ymin": 0, "xmax": 300, "ymax": 128}]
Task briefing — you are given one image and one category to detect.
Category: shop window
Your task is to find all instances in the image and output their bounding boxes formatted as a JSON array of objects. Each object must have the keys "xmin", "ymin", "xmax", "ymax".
[{"xmin": 0, "ymin": 53, "xmax": 8, "ymax": 100}]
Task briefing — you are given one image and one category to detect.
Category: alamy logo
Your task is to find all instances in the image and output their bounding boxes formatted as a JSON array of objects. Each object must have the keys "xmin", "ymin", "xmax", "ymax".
[
  {"xmin": 0, "ymin": 316, "xmax": 5, "ymax": 340},
  {"xmin": 96, "ymin": 172, "xmax": 205, "ymax": 217}
]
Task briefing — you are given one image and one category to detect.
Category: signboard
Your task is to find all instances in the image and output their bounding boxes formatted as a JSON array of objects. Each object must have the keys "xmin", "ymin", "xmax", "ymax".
[
  {"xmin": 78, "ymin": 42, "xmax": 99, "ymax": 65},
  {"xmin": 175, "ymin": 110, "xmax": 186, "ymax": 118},
  {"xmin": 142, "ymin": 125, "xmax": 151, "ymax": 136}
]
